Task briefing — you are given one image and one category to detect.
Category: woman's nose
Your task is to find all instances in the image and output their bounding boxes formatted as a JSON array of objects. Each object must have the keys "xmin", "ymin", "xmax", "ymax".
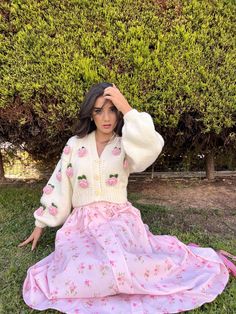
[{"xmin": 103, "ymin": 110, "xmax": 110, "ymax": 120}]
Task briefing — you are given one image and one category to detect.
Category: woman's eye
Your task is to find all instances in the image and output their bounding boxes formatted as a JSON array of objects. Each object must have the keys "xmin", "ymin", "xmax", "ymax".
[
  {"xmin": 94, "ymin": 109, "xmax": 102, "ymax": 114},
  {"xmin": 110, "ymin": 107, "xmax": 117, "ymax": 112}
]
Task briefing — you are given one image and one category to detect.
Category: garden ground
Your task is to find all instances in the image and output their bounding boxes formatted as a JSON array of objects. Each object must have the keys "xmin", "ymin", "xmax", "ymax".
[
  {"xmin": 128, "ymin": 176, "xmax": 236, "ymax": 240},
  {"xmin": 0, "ymin": 177, "xmax": 235, "ymax": 313}
]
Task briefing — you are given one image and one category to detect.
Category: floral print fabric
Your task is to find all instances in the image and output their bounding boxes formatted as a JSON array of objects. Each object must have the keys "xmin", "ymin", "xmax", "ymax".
[{"xmin": 23, "ymin": 201, "xmax": 229, "ymax": 313}]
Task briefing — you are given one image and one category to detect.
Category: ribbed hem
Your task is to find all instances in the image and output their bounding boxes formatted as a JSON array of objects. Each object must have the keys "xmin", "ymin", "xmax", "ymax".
[{"xmin": 73, "ymin": 192, "xmax": 128, "ymax": 207}]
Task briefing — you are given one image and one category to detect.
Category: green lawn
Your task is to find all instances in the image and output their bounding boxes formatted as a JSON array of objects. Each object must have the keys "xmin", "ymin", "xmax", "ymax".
[{"xmin": 0, "ymin": 184, "xmax": 235, "ymax": 313}]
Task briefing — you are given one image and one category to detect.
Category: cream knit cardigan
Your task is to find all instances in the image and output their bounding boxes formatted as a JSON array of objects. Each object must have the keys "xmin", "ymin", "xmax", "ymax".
[{"xmin": 34, "ymin": 109, "xmax": 164, "ymax": 228}]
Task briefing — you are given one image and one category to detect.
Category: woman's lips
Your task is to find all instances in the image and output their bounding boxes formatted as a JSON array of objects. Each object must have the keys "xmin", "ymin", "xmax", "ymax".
[{"xmin": 103, "ymin": 124, "xmax": 111, "ymax": 128}]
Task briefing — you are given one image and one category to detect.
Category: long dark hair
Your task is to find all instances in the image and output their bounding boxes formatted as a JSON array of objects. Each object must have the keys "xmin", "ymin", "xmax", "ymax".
[{"xmin": 74, "ymin": 82, "xmax": 124, "ymax": 138}]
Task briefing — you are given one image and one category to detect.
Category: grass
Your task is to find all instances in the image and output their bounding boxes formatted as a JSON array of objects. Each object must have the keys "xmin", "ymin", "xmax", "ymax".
[{"xmin": 0, "ymin": 184, "xmax": 235, "ymax": 314}]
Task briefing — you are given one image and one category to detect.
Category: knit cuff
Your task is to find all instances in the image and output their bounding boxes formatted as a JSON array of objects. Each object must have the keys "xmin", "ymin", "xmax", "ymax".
[
  {"xmin": 123, "ymin": 108, "xmax": 138, "ymax": 120},
  {"xmin": 35, "ymin": 219, "xmax": 47, "ymax": 228}
]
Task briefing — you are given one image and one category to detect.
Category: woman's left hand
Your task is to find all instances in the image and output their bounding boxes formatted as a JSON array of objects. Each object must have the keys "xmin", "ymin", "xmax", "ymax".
[
  {"xmin": 18, "ymin": 226, "xmax": 44, "ymax": 251},
  {"xmin": 103, "ymin": 84, "xmax": 132, "ymax": 115}
]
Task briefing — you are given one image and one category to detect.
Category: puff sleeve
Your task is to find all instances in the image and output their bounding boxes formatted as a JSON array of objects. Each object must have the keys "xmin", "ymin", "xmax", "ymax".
[
  {"xmin": 34, "ymin": 137, "xmax": 75, "ymax": 228},
  {"xmin": 121, "ymin": 109, "xmax": 164, "ymax": 173}
]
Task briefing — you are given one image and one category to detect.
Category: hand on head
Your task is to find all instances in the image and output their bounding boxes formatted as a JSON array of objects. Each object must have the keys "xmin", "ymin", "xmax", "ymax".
[{"xmin": 103, "ymin": 84, "xmax": 132, "ymax": 115}]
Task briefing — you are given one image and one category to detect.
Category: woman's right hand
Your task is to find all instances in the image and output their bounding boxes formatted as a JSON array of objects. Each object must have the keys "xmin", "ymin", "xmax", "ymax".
[{"xmin": 18, "ymin": 226, "xmax": 44, "ymax": 251}]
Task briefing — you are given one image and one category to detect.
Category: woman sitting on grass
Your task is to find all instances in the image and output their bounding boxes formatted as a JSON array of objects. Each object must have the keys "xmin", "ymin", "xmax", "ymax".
[{"xmin": 19, "ymin": 82, "xmax": 235, "ymax": 314}]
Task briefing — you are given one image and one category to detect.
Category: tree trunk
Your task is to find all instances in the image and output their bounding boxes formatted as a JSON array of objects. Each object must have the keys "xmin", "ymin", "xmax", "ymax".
[
  {"xmin": 205, "ymin": 151, "xmax": 215, "ymax": 180},
  {"xmin": 0, "ymin": 150, "xmax": 5, "ymax": 181}
]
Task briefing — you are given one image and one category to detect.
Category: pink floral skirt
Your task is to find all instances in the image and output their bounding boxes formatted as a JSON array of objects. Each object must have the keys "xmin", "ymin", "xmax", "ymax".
[{"xmin": 23, "ymin": 201, "xmax": 229, "ymax": 313}]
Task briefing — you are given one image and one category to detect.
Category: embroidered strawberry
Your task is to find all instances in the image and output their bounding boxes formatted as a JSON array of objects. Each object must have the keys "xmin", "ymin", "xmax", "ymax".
[
  {"xmin": 43, "ymin": 183, "xmax": 54, "ymax": 195},
  {"xmin": 66, "ymin": 163, "xmax": 73, "ymax": 177},
  {"xmin": 78, "ymin": 175, "xmax": 89, "ymax": 188},
  {"xmin": 78, "ymin": 146, "xmax": 87, "ymax": 157},
  {"xmin": 79, "ymin": 179, "xmax": 89, "ymax": 188},
  {"xmin": 123, "ymin": 159, "xmax": 129, "ymax": 169},
  {"xmin": 112, "ymin": 146, "xmax": 121, "ymax": 156},
  {"xmin": 63, "ymin": 144, "xmax": 71, "ymax": 155},
  {"xmin": 106, "ymin": 174, "xmax": 118, "ymax": 186},
  {"xmin": 49, "ymin": 203, "xmax": 58, "ymax": 216},
  {"xmin": 56, "ymin": 169, "xmax": 62, "ymax": 182},
  {"xmin": 35, "ymin": 206, "xmax": 45, "ymax": 216}
]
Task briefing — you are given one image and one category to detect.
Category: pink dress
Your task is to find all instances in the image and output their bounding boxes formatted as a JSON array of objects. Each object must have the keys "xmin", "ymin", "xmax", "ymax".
[{"xmin": 23, "ymin": 200, "xmax": 230, "ymax": 314}]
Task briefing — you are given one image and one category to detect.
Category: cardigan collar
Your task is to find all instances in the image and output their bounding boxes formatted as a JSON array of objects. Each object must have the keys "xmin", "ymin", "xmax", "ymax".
[{"xmin": 89, "ymin": 130, "xmax": 119, "ymax": 160}]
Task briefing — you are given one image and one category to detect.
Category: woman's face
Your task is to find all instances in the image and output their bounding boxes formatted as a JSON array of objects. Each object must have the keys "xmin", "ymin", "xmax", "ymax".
[{"xmin": 91, "ymin": 95, "xmax": 118, "ymax": 136}]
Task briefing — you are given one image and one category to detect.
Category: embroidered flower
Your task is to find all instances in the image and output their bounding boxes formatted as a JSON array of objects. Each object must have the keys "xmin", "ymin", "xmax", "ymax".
[
  {"xmin": 78, "ymin": 146, "xmax": 87, "ymax": 157},
  {"xmin": 56, "ymin": 169, "xmax": 62, "ymax": 182},
  {"xmin": 112, "ymin": 146, "xmax": 121, "ymax": 156},
  {"xmin": 123, "ymin": 159, "xmax": 129, "ymax": 169},
  {"xmin": 66, "ymin": 163, "xmax": 73, "ymax": 177},
  {"xmin": 78, "ymin": 175, "xmax": 89, "ymax": 188},
  {"xmin": 63, "ymin": 144, "xmax": 71, "ymax": 155},
  {"xmin": 106, "ymin": 174, "xmax": 118, "ymax": 186},
  {"xmin": 49, "ymin": 203, "xmax": 58, "ymax": 216},
  {"xmin": 35, "ymin": 206, "xmax": 45, "ymax": 216},
  {"xmin": 43, "ymin": 183, "xmax": 54, "ymax": 195}
]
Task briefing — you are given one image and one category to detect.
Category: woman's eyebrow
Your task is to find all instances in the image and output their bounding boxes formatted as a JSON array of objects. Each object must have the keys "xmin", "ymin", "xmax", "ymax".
[{"xmin": 94, "ymin": 102, "xmax": 115, "ymax": 110}]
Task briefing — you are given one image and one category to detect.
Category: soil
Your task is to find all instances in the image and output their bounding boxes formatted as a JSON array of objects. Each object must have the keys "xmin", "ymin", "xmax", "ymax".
[{"xmin": 128, "ymin": 176, "xmax": 236, "ymax": 240}]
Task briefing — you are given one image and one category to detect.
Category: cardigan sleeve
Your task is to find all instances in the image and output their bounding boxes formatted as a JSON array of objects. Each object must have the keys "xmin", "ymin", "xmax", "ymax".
[
  {"xmin": 121, "ymin": 109, "xmax": 164, "ymax": 173},
  {"xmin": 34, "ymin": 137, "xmax": 75, "ymax": 228}
]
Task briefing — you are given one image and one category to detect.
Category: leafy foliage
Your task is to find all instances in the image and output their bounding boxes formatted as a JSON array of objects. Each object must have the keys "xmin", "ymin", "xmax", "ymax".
[{"xmin": 0, "ymin": 0, "xmax": 235, "ymax": 164}]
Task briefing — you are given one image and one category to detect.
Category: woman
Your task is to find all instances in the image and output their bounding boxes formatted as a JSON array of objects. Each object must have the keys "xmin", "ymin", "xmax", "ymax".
[{"xmin": 19, "ymin": 83, "xmax": 234, "ymax": 313}]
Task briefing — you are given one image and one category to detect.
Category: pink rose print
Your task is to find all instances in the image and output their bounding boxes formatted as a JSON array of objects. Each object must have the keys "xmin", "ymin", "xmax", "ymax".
[
  {"xmin": 49, "ymin": 203, "xmax": 58, "ymax": 216},
  {"xmin": 112, "ymin": 146, "xmax": 121, "ymax": 156},
  {"xmin": 84, "ymin": 279, "xmax": 91, "ymax": 287},
  {"xmin": 63, "ymin": 144, "xmax": 71, "ymax": 155},
  {"xmin": 56, "ymin": 169, "xmax": 62, "ymax": 182},
  {"xmin": 78, "ymin": 146, "xmax": 87, "ymax": 157},
  {"xmin": 69, "ymin": 282, "xmax": 77, "ymax": 294},
  {"xmin": 106, "ymin": 174, "xmax": 118, "ymax": 186},
  {"xmin": 78, "ymin": 175, "xmax": 89, "ymax": 188},
  {"xmin": 35, "ymin": 206, "xmax": 45, "ymax": 216},
  {"xmin": 123, "ymin": 158, "xmax": 129, "ymax": 169},
  {"xmin": 117, "ymin": 272, "xmax": 126, "ymax": 285},
  {"xmin": 77, "ymin": 262, "xmax": 85, "ymax": 273},
  {"xmin": 66, "ymin": 163, "xmax": 73, "ymax": 177},
  {"xmin": 43, "ymin": 183, "xmax": 54, "ymax": 195},
  {"xmin": 109, "ymin": 260, "xmax": 116, "ymax": 266}
]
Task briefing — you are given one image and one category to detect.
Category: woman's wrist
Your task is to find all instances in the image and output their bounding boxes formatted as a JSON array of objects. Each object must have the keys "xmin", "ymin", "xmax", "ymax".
[{"xmin": 121, "ymin": 105, "xmax": 132, "ymax": 115}]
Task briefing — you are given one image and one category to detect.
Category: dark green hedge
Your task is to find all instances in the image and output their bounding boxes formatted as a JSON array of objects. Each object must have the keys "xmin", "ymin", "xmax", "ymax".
[{"xmin": 0, "ymin": 0, "xmax": 235, "ymax": 163}]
